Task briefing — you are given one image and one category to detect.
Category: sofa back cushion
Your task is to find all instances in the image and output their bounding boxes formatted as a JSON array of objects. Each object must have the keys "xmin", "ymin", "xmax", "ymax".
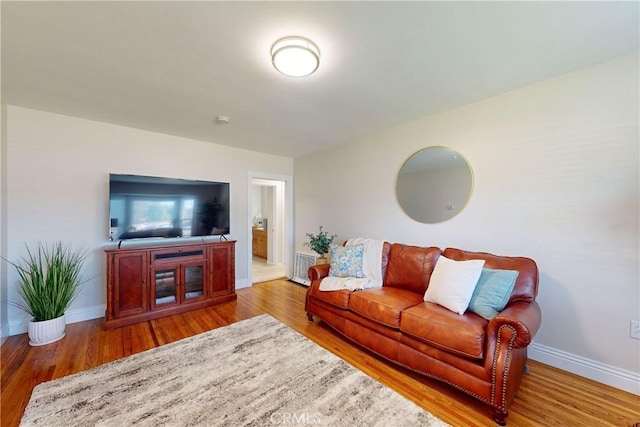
[
  {"xmin": 442, "ymin": 248, "xmax": 538, "ymax": 303},
  {"xmin": 385, "ymin": 244, "xmax": 441, "ymax": 294}
]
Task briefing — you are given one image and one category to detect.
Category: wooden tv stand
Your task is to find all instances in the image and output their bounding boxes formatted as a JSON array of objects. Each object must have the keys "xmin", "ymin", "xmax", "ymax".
[{"xmin": 104, "ymin": 240, "xmax": 236, "ymax": 329}]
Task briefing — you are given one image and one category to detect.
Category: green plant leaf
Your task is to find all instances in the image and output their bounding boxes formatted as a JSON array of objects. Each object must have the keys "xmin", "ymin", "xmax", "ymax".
[
  {"xmin": 304, "ymin": 226, "xmax": 337, "ymax": 256},
  {"xmin": 10, "ymin": 242, "xmax": 88, "ymax": 321}
]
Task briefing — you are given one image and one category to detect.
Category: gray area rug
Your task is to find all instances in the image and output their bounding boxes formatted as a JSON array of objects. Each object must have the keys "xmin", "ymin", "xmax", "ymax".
[{"xmin": 21, "ymin": 314, "xmax": 448, "ymax": 426}]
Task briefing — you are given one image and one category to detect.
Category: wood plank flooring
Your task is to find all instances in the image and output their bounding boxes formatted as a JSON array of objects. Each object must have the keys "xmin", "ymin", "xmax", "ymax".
[{"xmin": 2, "ymin": 280, "xmax": 639, "ymax": 426}]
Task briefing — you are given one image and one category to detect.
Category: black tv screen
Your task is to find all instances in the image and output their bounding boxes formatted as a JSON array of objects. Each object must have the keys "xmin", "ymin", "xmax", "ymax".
[{"xmin": 109, "ymin": 174, "xmax": 230, "ymax": 241}]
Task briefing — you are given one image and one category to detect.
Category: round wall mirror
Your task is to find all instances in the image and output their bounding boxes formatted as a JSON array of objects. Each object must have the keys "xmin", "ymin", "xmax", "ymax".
[{"xmin": 396, "ymin": 146, "xmax": 474, "ymax": 223}]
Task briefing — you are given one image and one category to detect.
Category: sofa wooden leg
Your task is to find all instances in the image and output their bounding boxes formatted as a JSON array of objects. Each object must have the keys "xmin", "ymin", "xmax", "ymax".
[
  {"xmin": 494, "ymin": 410, "xmax": 507, "ymax": 426},
  {"xmin": 307, "ymin": 313, "xmax": 314, "ymax": 322}
]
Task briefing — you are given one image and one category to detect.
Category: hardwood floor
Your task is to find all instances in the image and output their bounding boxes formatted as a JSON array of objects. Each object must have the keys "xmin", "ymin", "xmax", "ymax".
[{"xmin": 2, "ymin": 279, "xmax": 639, "ymax": 426}]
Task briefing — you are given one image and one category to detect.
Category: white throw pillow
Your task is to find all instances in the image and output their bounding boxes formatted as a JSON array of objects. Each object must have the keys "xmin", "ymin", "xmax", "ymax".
[{"xmin": 423, "ymin": 256, "xmax": 485, "ymax": 315}]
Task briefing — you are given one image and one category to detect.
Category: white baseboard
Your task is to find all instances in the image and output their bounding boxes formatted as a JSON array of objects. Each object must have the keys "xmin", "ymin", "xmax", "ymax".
[
  {"xmin": 65, "ymin": 304, "xmax": 106, "ymax": 325},
  {"xmin": 529, "ymin": 342, "xmax": 640, "ymax": 395},
  {"xmin": 6, "ymin": 279, "xmax": 250, "ymax": 335},
  {"xmin": 5, "ymin": 304, "xmax": 638, "ymax": 397},
  {"xmin": 8, "ymin": 304, "xmax": 106, "ymax": 336},
  {"xmin": 236, "ymin": 279, "xmax": 252, "ymax": 290},
  {"xmin": 0, "ymin": 323, "xmax": 9, "ymax": 345}
]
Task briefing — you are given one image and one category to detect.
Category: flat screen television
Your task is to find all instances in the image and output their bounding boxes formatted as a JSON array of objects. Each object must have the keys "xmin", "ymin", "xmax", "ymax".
[{"xmin": 109, "ymin": 174, "xmax": 230, "ymax": 241}]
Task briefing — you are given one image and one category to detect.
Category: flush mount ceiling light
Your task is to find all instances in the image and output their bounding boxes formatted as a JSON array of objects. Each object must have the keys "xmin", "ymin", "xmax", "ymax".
[{"xmin": 271, "ymin": 36, "xmax": 320, "ymax": 77}]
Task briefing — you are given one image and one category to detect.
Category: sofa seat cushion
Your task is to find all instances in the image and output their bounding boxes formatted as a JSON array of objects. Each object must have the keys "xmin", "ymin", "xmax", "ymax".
[
  {"xmin": 308, "ymin": 285, "xmax": 351, "ymax": 310},
  {"xmin": 400, "ymin": 302, "xmax": 488, "ymax": 359},
  {"xmin": 348, "ymin": 288, "xmax": 423, "ymax": 328}
]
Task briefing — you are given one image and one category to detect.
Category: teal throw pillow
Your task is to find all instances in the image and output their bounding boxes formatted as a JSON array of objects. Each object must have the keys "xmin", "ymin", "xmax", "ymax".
[
  {"xmin": 329, "ymin": 244, "xmax": 365, "ymax": 278},
  {"xmin": 468, "ymin": 268, "xmax": 519, "ymax": 320}
]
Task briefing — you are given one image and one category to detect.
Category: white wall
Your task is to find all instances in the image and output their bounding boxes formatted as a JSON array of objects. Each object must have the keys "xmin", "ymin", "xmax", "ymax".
[
  {"xmin": 4, "ymin": 106, "xmax": 293, "ymax": 335},
  {"xmin": 294, "ymin": 54, "xmax": 639, "ymax": 393},
  {"xmin": 251, "ymin": 185, "xmax": 262, "ymax": 225},
  {"xmin": 0, "ymin": 105, "xmax": 7, "ymax": 344},
  {"xmin": 0, "ymin": 6, "xmax": 5, "ymax": 344}
]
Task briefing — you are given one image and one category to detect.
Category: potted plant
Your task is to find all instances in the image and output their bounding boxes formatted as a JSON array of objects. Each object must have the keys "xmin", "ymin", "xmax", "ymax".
[
  {"xmin": 10, "ymin": 242, "xmax": 88, "ymax": 346},
  {"xmin": 304, "ymin": 226, "xmax": 337, "ymax": 264}
]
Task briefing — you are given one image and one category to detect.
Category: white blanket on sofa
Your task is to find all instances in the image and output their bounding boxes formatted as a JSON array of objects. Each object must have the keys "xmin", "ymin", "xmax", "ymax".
[
  {"xmin": 319, "ymin": 238, "xmax": 385, "ymax": 291},
  {"xmin": 318, "ymin": 277, "xmax": 374, "ymax": 291}
]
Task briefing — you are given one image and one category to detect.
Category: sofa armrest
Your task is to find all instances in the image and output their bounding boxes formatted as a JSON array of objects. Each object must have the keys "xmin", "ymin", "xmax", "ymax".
[
  {"xmin": 488, "ymin": 301, "xmax": 542, "ymax": 348},
  {"xmin": 308, "ymin": 263, "xmax": 330, "ymax": 281}
]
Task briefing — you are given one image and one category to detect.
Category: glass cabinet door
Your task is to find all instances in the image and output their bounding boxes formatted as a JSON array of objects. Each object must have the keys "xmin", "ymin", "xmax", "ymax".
[
  {"xmin": 183, "ymin": 263, "xmax": 205, "ymax": 301},
  {"xmin": 153, "ymin": 268, "xmax": 178, "ymax": 306}
]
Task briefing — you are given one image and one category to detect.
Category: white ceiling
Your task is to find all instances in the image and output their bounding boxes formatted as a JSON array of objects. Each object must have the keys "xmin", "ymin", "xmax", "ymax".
[{"xmin": 2, "ymin": 1, "xmax": 638, "ymax": 158}]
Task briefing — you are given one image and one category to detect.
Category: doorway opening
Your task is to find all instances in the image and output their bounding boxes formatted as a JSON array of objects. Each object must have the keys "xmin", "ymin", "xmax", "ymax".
[{"xmin": 249, "ymin": 177, "xmax": 290, "ymax": 284}]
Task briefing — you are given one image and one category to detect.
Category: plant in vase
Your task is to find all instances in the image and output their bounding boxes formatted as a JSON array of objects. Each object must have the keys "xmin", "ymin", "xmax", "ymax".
[
  {"xmin": 10, "ymin": 242, "xmax": 88, "ymax": 346},
  {"xmin": 304, "ymin": 226, "xmax": 337, "ymax": 264}
]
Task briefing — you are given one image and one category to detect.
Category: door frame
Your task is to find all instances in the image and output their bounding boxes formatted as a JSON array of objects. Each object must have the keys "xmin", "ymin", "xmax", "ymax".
[{"xmin": 247, "ymin": 172, "xmax": 294, "ymax": 284}]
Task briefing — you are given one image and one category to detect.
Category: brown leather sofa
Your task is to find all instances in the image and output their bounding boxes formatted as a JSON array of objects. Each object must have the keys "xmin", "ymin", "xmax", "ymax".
[{"xmin": 305, "ymin": 242, "xmax": 541, "ymax": 425}]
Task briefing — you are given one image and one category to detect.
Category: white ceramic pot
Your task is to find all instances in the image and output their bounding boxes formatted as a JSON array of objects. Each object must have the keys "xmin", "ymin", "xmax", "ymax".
[{"xmin": 28, "ymin": 314, "xmax": 66, "ymax": 346}]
